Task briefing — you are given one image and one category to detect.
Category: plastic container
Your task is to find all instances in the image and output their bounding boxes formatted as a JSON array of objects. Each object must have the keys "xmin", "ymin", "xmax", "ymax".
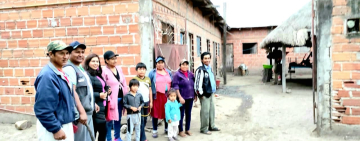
[
  {"xmin": 263, "ymin": 65, "xmax": 273, "ymax": 69},
  {"xmin": 216, "ymin": 80, "xmax": 220, "ymax": 89}
]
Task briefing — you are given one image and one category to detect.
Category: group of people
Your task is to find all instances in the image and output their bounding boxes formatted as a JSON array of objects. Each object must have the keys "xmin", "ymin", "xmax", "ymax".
[{"xmin": 34, "ymin": 40, "xmax": 220, "ymax": 141}]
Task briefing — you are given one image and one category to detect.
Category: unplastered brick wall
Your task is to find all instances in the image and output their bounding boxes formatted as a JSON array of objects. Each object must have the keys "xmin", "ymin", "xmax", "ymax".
[
  {"xmin": 227, "ymin": 28, "xmax": 311, "ymax": 73},
  {"xmin": 331, "ymin": 0, "xmax": 360, "ymax": 125},
  {"xmin": 0, "ymin": 0, "xmax": 140, "ymax": 114},
  {"xmin": 153, "ymin": 0, "xmax": 222, "ymax": 73}
]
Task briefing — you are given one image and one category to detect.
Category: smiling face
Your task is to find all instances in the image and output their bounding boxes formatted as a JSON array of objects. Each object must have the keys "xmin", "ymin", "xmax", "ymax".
[
  {"xmin": 105, "ymin": 56, "xmax": 117, "ymax": 67},
  {"xmin": 89, "ymin": 57, "xmax": 99, "ymax": 70},
  {"xmin": 202, "ymin": 54, "xmax": 211, "ymax": 66},
  {"xmin": 180, "ymin": 63, "xmax": 189, "ymax": 72},
  {"xmin": 69, "ymin": 47, "xmax": 85, "ymax": 65},
  {"xmin": 156, "ymin": 61, "xmax": 165, "ymax": 70},
  {"xmin": 49, "ymin": 49, "xmax": 70, "ymax": 68}
]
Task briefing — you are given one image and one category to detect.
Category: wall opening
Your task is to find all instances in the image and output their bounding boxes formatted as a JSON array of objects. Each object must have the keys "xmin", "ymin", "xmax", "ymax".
[
  {"xmin": 161, "ymin": 21, "xmax": 174, "ymax": 44},
  {"xmin": 196, "ymin": 36, "xmax": 201, "ymax": 56},
  {"xmin": 346, "ymin": 18, "xmax": 359, "ymax": 33},
  {"xmin": 189, "ymin": 33, "xmax": 195, "ymax": 73},
  {"xmin": 207, "ymin": 39, "xmax": 210, "ymax": 52},
  {"xmin": 242, "ymin": 43, "xmax": 257, "ymax": 54}
]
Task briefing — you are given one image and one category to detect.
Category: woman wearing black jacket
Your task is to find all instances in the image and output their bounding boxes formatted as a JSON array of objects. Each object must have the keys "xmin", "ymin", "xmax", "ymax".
[{"xmin": 84, "ymin": 53, "xmax": 111, "ymax": 141}]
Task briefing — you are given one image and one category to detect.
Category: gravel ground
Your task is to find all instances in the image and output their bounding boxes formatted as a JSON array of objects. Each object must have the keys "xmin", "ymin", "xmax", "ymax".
[{"xmin": 0, "ymin": 72, "xmax": 356, "ymax": 141}]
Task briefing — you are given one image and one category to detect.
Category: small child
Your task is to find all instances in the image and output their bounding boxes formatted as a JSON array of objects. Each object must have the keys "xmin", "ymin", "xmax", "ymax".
[
  {"xmin": 133, "ymin": 62, "xmax": 153, "ymax": 141},
  {"xmin": 123, "ymin": 79, "xmax": 144, "ymax": 141},
  {"xmin": 165, "ymin": 89, "xmax": 182, "ymax": 141}
]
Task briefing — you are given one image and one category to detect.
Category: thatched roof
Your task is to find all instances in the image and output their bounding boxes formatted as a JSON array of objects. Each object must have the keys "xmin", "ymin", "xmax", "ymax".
[{"xmin": 260, "ymin": 2, "xmax": 312, "ymax": 49}]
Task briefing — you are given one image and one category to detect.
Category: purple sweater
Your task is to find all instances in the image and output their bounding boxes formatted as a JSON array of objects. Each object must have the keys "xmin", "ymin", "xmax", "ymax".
[{"xmin": 172, "ymin": 70, "xmax": 195, "ymax": 99}]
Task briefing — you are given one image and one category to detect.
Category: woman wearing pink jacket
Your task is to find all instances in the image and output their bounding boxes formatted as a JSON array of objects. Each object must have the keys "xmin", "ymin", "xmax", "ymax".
[{"xmin": 102, "ymin": 50, "xmax": 128, "ymax": 141}]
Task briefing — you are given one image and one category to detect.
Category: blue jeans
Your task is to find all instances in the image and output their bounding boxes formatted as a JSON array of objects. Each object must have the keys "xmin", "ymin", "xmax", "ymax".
[
  {"xmin": 140, "ymin": 102, "xmax": 149, "ymax": 141},
  {"xmin": 106, "ymin": 99, "xmax": 123, "ymax": 141},
  {"xmin": 179, "ymin": 98, "xmax": 194, "ymax": 132}
]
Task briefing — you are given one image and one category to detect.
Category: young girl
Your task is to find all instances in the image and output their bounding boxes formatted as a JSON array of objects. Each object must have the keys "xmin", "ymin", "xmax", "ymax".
[{"xmin": 165, "ymin": 89, "xmax": 182, "ymax": 141}]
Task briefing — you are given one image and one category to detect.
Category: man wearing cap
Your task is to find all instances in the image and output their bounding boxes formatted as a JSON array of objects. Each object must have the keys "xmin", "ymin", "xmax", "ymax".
[
  {"xmin": 34, "ymin": 40, "xmax": 75, "ymax": 141},
  {"xmin": 63, "ymin": 41, "xmax": 97, "ymax": 141}
]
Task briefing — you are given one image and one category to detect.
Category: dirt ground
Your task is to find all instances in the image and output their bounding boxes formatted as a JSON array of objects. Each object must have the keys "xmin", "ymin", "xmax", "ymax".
[{"xmin": 0, "ymin": 70, "xmax": 357, "ymax": 141}]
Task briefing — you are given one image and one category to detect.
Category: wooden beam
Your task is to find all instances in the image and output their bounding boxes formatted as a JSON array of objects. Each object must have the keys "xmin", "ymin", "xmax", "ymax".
[{"xmin": 282, "ymin": 45, "xmax": 286, "ymax": 93}]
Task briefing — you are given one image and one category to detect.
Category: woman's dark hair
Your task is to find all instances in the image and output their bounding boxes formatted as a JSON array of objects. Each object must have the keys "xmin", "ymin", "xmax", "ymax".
[
  {"xmin": 84, "ymin": 53, "xmax": 103, "ymax": 76},
  {"xmin": 167, "ymin": 88, "xmax": 177, "ymax": 97},
  {"xmin": 136, "ymin": 62, "xmax": 147, "ymax": 70},
  {"xmin": 129, "ymin": 79, "xmax": 140, "ymax": 88},
  {"xmin": 201, "ymin": 52, "xmax": 211, "ymax": 60}
]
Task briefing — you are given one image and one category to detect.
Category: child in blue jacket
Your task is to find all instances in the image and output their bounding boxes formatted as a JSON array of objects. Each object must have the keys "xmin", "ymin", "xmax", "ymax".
[{"xmin": 165, "ymin": 89, "xmax": 182, "ymax": 141}]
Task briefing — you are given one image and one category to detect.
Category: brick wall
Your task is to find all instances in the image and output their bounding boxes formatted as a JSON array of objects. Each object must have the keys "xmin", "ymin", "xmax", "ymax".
[
  {"xmin": 227, "ymin": 27, "xmax": 312, "ymax": 73},
  {"xmin": 331, "ymin": 0, "xmax": 360, "ymax": 125},
  {"xmin": 0, "ymin": 0, "xmax": 140, "ymax": 114},
  {"xmin": 152, "ymin": 0, "xmax": 222, "ymax": 74}
]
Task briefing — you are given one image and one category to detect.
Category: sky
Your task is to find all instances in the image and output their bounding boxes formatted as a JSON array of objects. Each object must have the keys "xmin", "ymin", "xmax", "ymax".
[{"xmin": 211, "ymin": 0, "xmax": 311, "ymax": 28}]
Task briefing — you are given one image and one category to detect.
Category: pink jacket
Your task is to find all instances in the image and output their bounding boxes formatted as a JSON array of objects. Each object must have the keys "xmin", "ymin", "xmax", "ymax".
[{"xmin": 102, "ymin": 66, "xmax": 128, "ymax": 121}]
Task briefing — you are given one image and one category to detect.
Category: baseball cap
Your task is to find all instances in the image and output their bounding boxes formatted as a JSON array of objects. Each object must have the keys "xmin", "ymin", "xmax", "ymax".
[
  {"xmin": 104, "ymin": 50, "xmax": 118, "ymax": 60},
  {"xmin": 155, "ymin": 56, "xmax": 165, "ymax": 63},
  {"xmin": 179, "ymin": 59, "xmax": 189, "ymax": 65},
  {"xmin": 47, "ymin": 40, "xmax": 73, "ymax": 52},
  {"xmin": 69, "ymin": 41, "xmax": 86, "ymax": 49}
]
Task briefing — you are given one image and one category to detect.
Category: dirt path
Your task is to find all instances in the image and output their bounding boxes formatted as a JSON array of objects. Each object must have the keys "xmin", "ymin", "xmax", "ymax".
[{"xmin": 0, "ymin": 74, "xmax": 357, "ymax": 141}]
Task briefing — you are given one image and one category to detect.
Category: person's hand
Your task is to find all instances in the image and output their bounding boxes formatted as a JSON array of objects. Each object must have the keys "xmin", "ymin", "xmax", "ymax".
[
  {"xmin": 95, "ymin": 104, "xmax": 100, "ymax": 113},
  {"xmin": 79, "ymin": 113, "xmax": 87, "ymax": 125},
  {"xmin": 138, "ymin": 106, "xmax": 142, "ymax": 111},
  {"xmin": 100, "ymin": 92, "xmax": 107, "ymax": 100},
  {"xmin": 168, "ymin": 120, "xmax": 172, "ymax": 123},
  {"xmin": 179, "ymin": 97, "xmax": 185, "ymax": 104},
  {"xmin": 149, "ymin": 102, "xmax": 153, "ymax": 109},
  {"xmin": 131, "ymin": 107, "xmax": 138, "ymax": 112},
  {"xmin": 194, "ymin": 96, "xmax": 198, "ymax": 102},
  {"xmin": 53, "ymin": 129, "xmax": 66, "ymax": 140}
]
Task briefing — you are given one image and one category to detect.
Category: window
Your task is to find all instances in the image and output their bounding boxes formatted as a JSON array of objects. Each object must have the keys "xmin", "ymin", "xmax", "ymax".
[
  {"xmin": 346, "ymin": 18, "xmax": 359, "ymax": 34},
  {"xmin": 294, "ymin": 47, "xmax": 310, "ymax": 53},
  {"xmin": 217, "ymin": 43, "xmax": 220, "ymax": 56},
  {"xmin": 180, "ymin": 32, "xmax": 185, "ymax": 45},
  {"xmin": 213, "ymin": 42, "xmax": 217, "ymax": 55},
  {"xmin": 207, "ymin": 39, "xmax": 210, "ymax": 52},
  {"xmin": 190, "ymin": 33, "xmax": 195, "ymax": 73},
  {"xmin": 242, "ymin": 43, "xmax": 257, "ymax": 54},
  {"xmin": 197, "ymin": 36, "xmax": 201, "ymax": 56},
  {"xmin": 161, "ymin": 22, "xmax": 174, "ymax": 44}
]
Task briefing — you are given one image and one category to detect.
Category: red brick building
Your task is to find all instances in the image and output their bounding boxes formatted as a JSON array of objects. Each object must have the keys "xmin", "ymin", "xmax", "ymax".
[
  {"xmin": 226, "ymin": 27, "xmax": 312, "ymax": 73},
  {"xmin": 0, "ymin": 0, "xmax": 224, "ymax": 115}
]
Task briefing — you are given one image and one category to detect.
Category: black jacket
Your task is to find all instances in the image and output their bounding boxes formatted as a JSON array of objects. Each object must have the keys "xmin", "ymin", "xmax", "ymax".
[
  {"xmin": 194, "ymin": 65, "xmax": 213, "ymax": 98},
  {"xmin": 88, "ymin": 73, "xmax": 107, "ymax": 122}
]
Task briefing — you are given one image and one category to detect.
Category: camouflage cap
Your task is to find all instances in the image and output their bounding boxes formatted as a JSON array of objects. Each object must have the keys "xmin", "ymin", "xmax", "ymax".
[{"xmin": 47, "ymin": 40, "xmax": 73, "ymax": 52}]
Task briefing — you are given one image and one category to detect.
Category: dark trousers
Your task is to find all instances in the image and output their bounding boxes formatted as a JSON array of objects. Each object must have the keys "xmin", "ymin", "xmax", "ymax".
[
  {"xmin": 140, "ymin": 102, "xmax": 149, "ymax": 141},
  {"xmin": 179, "ymin": 98, "xmax": 194, "ymax": 132},
  {"xmin": 152, "ymin": 118, "xmax": 168, "ymax": 132},
  {"xmin": 93, "ymin": 118, "xmax": 107, "ymax": 141}
]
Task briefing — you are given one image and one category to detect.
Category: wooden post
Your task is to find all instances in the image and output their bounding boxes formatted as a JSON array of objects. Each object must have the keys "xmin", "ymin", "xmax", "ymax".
[
  {"xmin": 282, "ymin": 45, "xmax": 286, "ymax": 93},
  {"xmin": 222, "ymin": 2, "xmax": 227, "ymax": 85}
]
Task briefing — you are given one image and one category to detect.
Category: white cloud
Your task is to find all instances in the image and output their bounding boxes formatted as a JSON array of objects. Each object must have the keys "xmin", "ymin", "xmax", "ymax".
[{"xmin": 211, "ymin": 0, "xmax": 311, "ymax": 28}]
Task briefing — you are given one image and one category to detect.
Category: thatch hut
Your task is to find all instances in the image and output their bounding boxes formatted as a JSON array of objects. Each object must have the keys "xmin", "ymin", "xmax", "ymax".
[{"xmin": 259, "ymin": 2, "xmax": 313, "ymax": 93}]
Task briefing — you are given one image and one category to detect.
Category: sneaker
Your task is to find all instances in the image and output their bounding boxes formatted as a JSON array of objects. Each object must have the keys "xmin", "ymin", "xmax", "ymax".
[
  {"xmin": 114, "ymin": 138, "xmax": 123, "ymax": 141},
  {"xmin": 152, "ymin": 132, "xmax": 158, "ymax": 138},
  {"xmin": 173, "ymin": 137, "xmax": 179, "ymax": 140},
  {"xmin": 168, "ymin": 137, "xmax": 175, "ymax": 141}
]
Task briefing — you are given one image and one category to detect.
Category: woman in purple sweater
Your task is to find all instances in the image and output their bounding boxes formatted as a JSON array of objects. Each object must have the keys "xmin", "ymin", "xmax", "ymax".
[{"xmin": 171, "ymin": 59, "xmax": 197, "ymax": 137}]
